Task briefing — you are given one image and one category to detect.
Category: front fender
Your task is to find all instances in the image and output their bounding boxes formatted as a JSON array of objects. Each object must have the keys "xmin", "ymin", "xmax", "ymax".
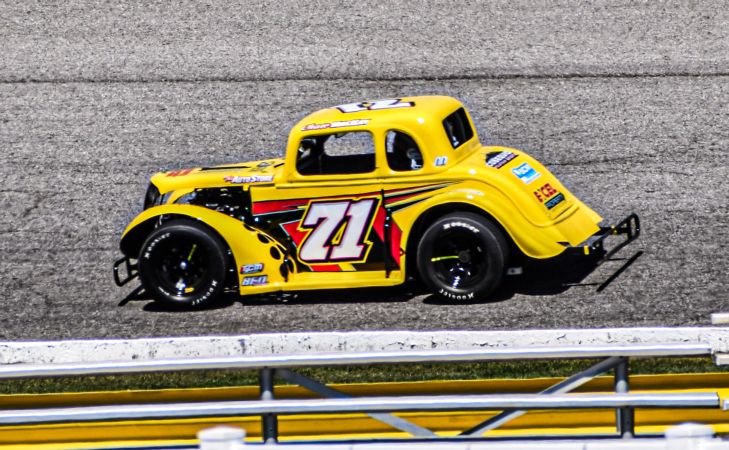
[{"xmin": 120, "ymin": 205, "xmax": 289, "ymax": 292}]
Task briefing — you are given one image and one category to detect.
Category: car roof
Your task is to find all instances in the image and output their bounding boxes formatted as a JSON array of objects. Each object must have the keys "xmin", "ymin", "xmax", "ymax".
[{"xmin": 293, "ymin": 95, "xmax": 465, "ymax": 133}]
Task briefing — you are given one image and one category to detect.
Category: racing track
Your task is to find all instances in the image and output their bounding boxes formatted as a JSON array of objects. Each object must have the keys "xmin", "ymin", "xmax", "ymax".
[{"xmin": 0, "ymin": 2, "xmax": 727, "ymax": 339}]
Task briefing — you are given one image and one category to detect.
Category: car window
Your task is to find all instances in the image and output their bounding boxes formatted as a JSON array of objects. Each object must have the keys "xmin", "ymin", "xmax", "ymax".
[
  {"xmin": 296, "ymin": 131, "xmax": 375, "ymax": 175},
  {"xmin": 443, "ymin": 107, "xmax": 474, "ymax": 149},
  {"xmin": 386, "ymin": 130, "xmax": 423, "ymax": 172}
]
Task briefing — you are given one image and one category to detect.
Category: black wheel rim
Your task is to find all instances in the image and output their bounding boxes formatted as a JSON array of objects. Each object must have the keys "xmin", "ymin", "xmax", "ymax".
[
  {"xmin": 430, "ymin": 228, "xmax": 487, "ymax": 290},
  {"xmin": 148, "ymin": 236, "xmax": 212, "ymax": 301}
]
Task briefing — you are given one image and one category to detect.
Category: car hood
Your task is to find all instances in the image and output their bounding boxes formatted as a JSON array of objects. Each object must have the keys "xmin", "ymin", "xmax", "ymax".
[{"xmin": 150, "ymin": 158, "xmax": 283, "ymax": 194}]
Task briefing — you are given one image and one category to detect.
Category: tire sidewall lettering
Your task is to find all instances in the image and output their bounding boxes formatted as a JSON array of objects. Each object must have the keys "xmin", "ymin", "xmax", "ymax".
[
  {"xmin": 442, "ymin": 221, "xmax": 479, "ymax": 234},
  {"xmin": 438, "ymin": 288, "xmax": 475, "ymax": 301},
  {"xmin": 142, "ymin": 232, "xmax": 171, "ymax": 260}
]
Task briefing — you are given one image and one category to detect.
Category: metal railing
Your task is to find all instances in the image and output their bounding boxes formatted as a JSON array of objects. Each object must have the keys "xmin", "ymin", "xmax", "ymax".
[{"xmin": 0, "ymin": 343, "xmax": 720, "ymax": 445}]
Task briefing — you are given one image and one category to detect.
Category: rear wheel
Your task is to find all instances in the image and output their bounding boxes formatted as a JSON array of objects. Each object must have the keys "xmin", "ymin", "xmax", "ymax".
[
  {"xmin": 416, "ymin": 212, "xmax": 507, "ymax": 302},
  {"xmin": 138, "ymin": 220, "xmax": 228, "ymax": 308}
]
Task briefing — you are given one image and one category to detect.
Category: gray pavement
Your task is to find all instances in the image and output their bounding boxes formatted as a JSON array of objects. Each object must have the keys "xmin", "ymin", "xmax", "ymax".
[{"xmin": 0, "ymin": 1, "xmax": 727, "ymax": 339}]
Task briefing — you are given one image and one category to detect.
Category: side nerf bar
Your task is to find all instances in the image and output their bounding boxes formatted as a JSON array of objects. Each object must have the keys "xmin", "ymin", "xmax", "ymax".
[
  {"xmin": 576, "ymin": 213, "xmax": 641, "ymax": 259},
  {"xmin": 113, "ymin": 256, "xmax": 139, "ymax": 287}
]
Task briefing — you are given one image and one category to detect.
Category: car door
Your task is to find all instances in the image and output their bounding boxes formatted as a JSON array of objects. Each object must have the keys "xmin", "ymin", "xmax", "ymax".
[{"xmin": 249, "ymin": 129, "xmax": 401, "ymax": 290}]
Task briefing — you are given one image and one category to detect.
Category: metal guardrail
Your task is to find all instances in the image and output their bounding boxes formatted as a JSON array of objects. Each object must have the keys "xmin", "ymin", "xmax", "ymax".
[
  {"xmin": 0, "ymin": 342, "xmax": 720, "ymax": 445},
  {"xmin": 0, "ymin": 393, "xmax": 718, "ymax": 426}
]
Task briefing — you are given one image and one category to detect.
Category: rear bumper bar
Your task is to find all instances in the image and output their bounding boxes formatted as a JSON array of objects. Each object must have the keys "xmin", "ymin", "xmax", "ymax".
[{"xmin": 574, "ymin": 213, "xmax": 641, "ymax": 260}]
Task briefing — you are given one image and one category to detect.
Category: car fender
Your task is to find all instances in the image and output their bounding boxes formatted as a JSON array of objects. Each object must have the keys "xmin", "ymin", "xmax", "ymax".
[
  {"xmin": 396, "ymin": 180, "xmax": 600, "ymax": 260},
  {"xmin": 120, "ymin": 204, "xmax": 289, "ymax": 293}
]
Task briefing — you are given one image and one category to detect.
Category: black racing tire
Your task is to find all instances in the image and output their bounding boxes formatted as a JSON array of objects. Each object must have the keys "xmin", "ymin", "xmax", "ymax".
[
  {"xmin": 138, "ymin": 219, "xmax": 228, "ymax": 308},
  {"xmin": 416, "ymin": 212, "xmax": 508, "ymax": 302}
]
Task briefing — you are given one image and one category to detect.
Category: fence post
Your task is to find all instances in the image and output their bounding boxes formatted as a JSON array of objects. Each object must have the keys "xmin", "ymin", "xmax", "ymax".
[
  {"xmin": 260, "ymin": 368, "xmax": 278, "ymax": 444},
  {"xmin": 614, "ymin": 357, "xmax": 634, "ymax": 438}
]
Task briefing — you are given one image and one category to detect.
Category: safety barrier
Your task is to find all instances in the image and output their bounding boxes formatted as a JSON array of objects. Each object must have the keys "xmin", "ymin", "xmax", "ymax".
[
  {"xmin": 3, "ymin": 327, "xmax": 729, "ymax": 365},
  {"xmin": 0, "ymin": 341, "xmax": 724, "ymax": 446}
]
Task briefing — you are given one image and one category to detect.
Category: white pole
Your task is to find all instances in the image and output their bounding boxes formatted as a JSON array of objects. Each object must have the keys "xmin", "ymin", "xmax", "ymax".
[
  {"xmin": 665, "ymin": 423, "xmax": 715, "ymax": 450},
  {"xmin": 198, "ymin": 426, "xmax": 246, "ymax": 450}
]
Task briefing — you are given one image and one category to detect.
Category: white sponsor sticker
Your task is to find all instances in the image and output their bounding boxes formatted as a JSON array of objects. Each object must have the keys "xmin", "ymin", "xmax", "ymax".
[
  {"xmin": 224, "ymin": 175, "xmax": 274, "ymax": 184},
  {"xmin": 302, "ymin": 119, "xmax": 370, "ymax": 131}
]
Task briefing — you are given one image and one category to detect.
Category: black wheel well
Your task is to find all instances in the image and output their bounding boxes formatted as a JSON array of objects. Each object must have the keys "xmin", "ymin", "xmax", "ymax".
[
  {"xmin": 405, "ymin": 203, "xmax": 517, "ymax": 278},
  {"xmin": 122, "ymin": 214, "xmax": 239, "ymax": 289},
  {"xmin": 120, "ymin": 214, "xmax": 232, "ymax": 261}
]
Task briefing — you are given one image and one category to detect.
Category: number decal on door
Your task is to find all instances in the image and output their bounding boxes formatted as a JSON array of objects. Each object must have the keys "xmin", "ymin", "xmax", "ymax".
[
  {"xmin": 336, "ymin": 99, "xmax": 415, "ymax": 113},
  {"xmin": 299, "ymin": 198, "xmax": 378, "ymax": 263}
]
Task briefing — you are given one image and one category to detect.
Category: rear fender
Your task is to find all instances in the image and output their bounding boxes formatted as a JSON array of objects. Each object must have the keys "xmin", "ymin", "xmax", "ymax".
[
  {"xmin": 399, "ymin": 182, "xmax": 600, "ymax": 262},
  {"xmin": 120, "ymin": 205, "xmax": 289, "ymax": 293}
]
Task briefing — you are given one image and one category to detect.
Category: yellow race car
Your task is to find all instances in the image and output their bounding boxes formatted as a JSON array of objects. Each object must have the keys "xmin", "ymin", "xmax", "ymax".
[{"xmin": 114, "ymin": 96, "xmax": 639, "ymax": 307}]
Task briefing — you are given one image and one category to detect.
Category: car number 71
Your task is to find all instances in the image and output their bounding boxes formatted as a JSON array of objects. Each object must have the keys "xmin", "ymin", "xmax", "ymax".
[{"xmin": 299, "ymin": 199, "xmax": 377, "ymax": 263}]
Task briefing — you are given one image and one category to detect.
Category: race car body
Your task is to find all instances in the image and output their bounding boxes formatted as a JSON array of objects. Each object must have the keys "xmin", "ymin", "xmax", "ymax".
[{"xmin": 114, "ymin": 96, "xmax": 639, "ymax": 306}]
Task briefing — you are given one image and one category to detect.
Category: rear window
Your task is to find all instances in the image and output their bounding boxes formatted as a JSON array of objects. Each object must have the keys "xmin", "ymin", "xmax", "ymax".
[{"xmin": 442, "ymin": 108, "xmax": 474, "ymax": 149}]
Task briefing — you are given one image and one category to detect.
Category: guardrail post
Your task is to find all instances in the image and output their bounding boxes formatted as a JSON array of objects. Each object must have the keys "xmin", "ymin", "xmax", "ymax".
[
  {"xmin": 259, "ymin": 368, "xmax": 278, "ymax": 444},
  {"xmin": 614, "ymin": 357, "xmax": 634, "ymax": 438}
]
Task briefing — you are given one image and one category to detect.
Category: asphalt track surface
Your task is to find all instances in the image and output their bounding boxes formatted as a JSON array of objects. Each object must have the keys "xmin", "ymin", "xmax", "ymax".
[{"xmin": 0, "ymin": 2, "xmax": 727, "ymax": 340}]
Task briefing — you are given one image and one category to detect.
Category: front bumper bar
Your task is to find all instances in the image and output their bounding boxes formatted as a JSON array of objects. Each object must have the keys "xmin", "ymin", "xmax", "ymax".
[
  {"xmin": 113, "ymin": 256, "xmax": 138, "ymax": 287},
  {"xmin": 575, "ymin": 213, "xmax": 641, "ymax": 260}
]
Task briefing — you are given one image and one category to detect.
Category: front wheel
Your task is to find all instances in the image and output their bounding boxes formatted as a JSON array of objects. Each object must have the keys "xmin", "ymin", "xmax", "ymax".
[
  {"xmin": 138, "ymin": 220, "xmax": 228, "ymax": 308},
  {"xmin": 416, "ymin": 212, "xmax": 508, "ymax": 302}
]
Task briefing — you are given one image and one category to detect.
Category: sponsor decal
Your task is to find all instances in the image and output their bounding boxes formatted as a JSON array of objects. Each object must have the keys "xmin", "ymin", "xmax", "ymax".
[
  {"xmin": 241, "ymin": 263, "xmax": 264, "ymax": 274},
  {"xmin": 545, "ymin": 193, "xmax": 565, "ymax": 210},
  {"xmin": 434, "ymin": 156, "xmax": 448, "ymax": 166},
  {"xmin": 242, "ymin": 275, "xmax": 268, "ymax": 286},
  {"xmin": 224, "ymin": 174, "xmax": 274, "ymax": 184},
  {"xmin": 533, "ymin": 183, "xmax": 558, "ymax": 203},
  {"xmin": 336, "ymin": 99, "xmax": 414, "ymax": 113},
  {"xmin": 301, "ymin": 119, "xmax": 370, "ymax": 131},
  {"xmin": 511, "ymin": 162, "xmax": 541, "ymax": 184},
  {"xmin": 533, "ymin": 183, "xmax": 565, "ymax": 210},
  {"xmin": 485, "ymin": 151, "xmax": 517, "ymax": 169}
]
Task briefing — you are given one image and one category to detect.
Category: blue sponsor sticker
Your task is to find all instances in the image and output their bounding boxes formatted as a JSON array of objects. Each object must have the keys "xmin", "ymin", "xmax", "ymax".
[
  {"xmin": 544, "ymin": 193, "xmax": 565, "ymax": 210},
  {"xmin": 511, "ymin": 162, "xmax": 541, "ymax": 184}
]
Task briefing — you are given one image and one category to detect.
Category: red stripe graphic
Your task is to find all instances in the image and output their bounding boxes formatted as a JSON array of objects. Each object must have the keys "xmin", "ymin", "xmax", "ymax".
[
  {"xmin": 372, "ymin": 207, "xmax": 403, "ymax": 266},
  {"xmin": 252, "ymin": 198, "xmax": 310, "ymax": 215}
]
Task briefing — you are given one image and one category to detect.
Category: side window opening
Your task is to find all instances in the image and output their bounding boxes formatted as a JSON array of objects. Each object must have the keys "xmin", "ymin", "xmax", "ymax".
[
  {"xmin": 443, "ymin": 107, "xmax": 474, "ymax": 149},
  {"xmin": 296, "ymin": 131, "xmax": 375, "ymax": 176},
  {"xmin": 386, "ymin": 131, "xmax": 423, "ymax": 172}
]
